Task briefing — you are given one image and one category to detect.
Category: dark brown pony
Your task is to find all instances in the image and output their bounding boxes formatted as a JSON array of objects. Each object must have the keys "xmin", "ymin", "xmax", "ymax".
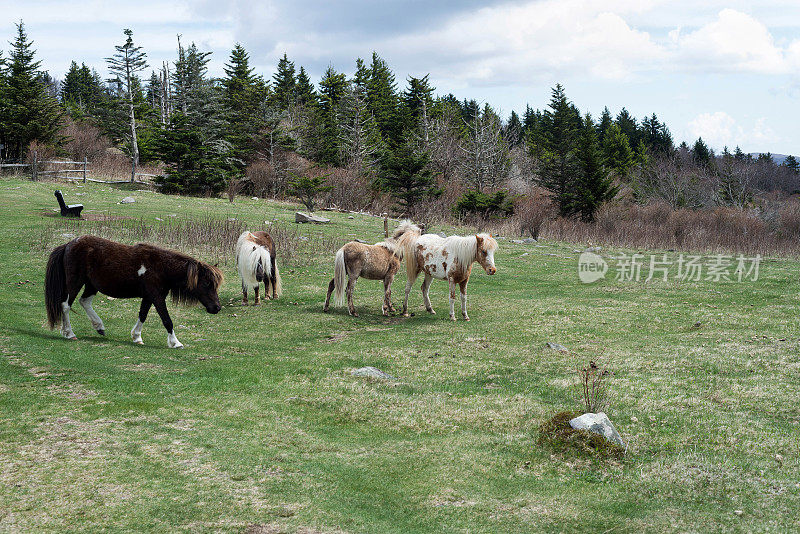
[{"xmin": 45, "ymin": 236, "xmax": 224, "ymax": 348}]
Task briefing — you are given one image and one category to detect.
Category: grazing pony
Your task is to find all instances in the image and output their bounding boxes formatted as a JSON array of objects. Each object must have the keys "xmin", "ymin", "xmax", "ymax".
[
  {"xmin": 45, "ymin": 236, "xmax": 223, "ymax": 348},
  {"xmin": 323, "ymin": 237, "xmax": 405, "ymax": 317},
  {"xmin": 396, "ymin": 220, "xmax": 498, "ymax": 321},
  {"xmin": 235, "ymin": 231, "xmax": 282, "ymax": 305}
]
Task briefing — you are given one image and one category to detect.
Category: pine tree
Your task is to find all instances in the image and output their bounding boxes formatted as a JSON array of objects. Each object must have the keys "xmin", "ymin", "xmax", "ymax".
[
  {"xmin": 570, "ymin": 114, "xmax": 618, "ymax": 221},
  {"xmin": 366, "ymin": 53, "xmax": 400, "ymax": 144},
  {"xmin": 641, "ymin": 113, "xmax": 673, "ymax": 153},
  {"xmin": 221, "ymin": 43, "xmax": 268, "ymax": 163},
  {"xmin": 504, "ymin": 110, "xmax": 522, "ymax": 148},
  {"xmin": 315, "ymin": 65, "xmax": 348, "ymax": 166},
  {"xmin": 615, "ymin": 108, "xmax": 639, "ymax": 147},
  {"xmin": 528, "ymin": 84, "xmax": 582, "ymax": 216},
  {"xmin": 402, "ymin": 74, "xmax": 434, "ymax": 136},
  {"xmin": 295, "ymin": 66, "xmax": 316, "ymax": 106},
  {"xmin": 173, "ymin": 40, "xmax": 211, "ymax": 116},
  {"xmin": 379, "ymin": 139, "xmax": 441, "ymax": 214},
  {"xmin": 601, "ymin": 122, "xmax": 633, "ymax": 177},
  {"xmin": 691, "ymin": 137, "xmax": 713, "ymax": 167},
  {"xmin": 783, "ymin": 154, "xmax": 799, "ymax": 175},
  {"xmin": 596, "ymin": 106, "xmax": 613, "ymax": 141},
  {"xmin": 270, "ymin": 53, "xmax": 296, "ymax": 109},
  {"xmin": 734, "ymin": 146, "xmax": 746, "ymax": 161},
  {"xmin": 1, "ymin": 23, "xmax": 63, "ymax": 161},
  {"xmin": 106, "ymin": 28, "xmax": 148, "ymax": 181}
]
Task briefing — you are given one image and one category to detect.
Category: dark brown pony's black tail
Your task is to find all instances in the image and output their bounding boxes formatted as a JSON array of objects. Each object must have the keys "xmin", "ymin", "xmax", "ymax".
[{"xmin": 45, "ymin": 244, "xmax": 67, "ymax": 329}]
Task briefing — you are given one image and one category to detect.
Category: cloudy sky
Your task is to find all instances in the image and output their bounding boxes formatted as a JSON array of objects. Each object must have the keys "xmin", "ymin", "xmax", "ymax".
[{"xmin": 3, "ymin": 0, "xmax": 799, "ymax": 155}]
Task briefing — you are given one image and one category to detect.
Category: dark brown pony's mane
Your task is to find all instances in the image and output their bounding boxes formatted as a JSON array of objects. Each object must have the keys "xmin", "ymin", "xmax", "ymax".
[{"xmin": 161, "ymin": 247, "xmax": 224, "ymax": 306}]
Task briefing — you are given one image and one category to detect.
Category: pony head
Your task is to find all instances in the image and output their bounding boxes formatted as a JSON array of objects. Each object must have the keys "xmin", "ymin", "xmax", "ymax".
[
  {"xmin": 475, "ymin": 234, "xmax": 498, "ymax": 275},
  {"xmin": 182, "ymin": 261, "xmax": 224, "ymax": 314}
]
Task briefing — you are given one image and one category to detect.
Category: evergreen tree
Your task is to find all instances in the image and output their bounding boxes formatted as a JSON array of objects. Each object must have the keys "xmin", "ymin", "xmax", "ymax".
[
  {"xmin": 734, "ymin": 145, "xmax": 746, "ymax": 161},
  {"xmin": 221, "ymin": 43, "xmax": 268, "ymax": 163},
  {"xmin": 173, "ymin": 40, "xmax": 211, "ymax": 116},
  {"xmin": 315, "ymin": 65, "xmax": 348, "ymax": 165},
  {"xmin": 287, "ymin": 171, "xmax": 332, "ymax": 211},
  {"xmin": 154, "ymin": 111, "xmax": 235, "ymax": 195},
  {"xmin": 570, "ymin": 114, "xmax": 618, "ymax": 221},
  {"xmin": 366, "ymin": 52, "xmax": 400, "ymax": 144},
  {"xmin": 353, "ymin": 58, "xmax": 370, "ymax": 94},
  {"xmin": 615, "ymin": 108, "xmax": 639, "ymax": 147},
  {"xmin": 596, "ymin": 106, "xmax": 613, "ymax": 141},
  {"xmin": 640, "ymin": 113, "xmax": 673, "ymax": 153},
  {"xmin": 783, "ymin": 154, "xmax": 799, "ymax": 175},
  {"xmin": 402, "ymin": 74, "xmax": 434, "ymax": 134},
  {"xmin": 601, "ymin": 122, "xmax": 633, "ymax": 177},
  {"xmin": 379, "ymin": 139, "xmax": 441, "ymax": 213},
  {"xmin": 106, "ymin": 28, "xmax": 148, "ymax": 181},
  {"xmin": 691, "ymin": 137, "xmax": 713, "ymax": 167},
  {"xmin": 294, "ymin": 66, "xmax": 316, "ymax": 106},
  {"xmin": 270, "ymin": 53, "xmax": 296, "ymax": 109},
  {"xmin": 504, "ymin": 110, "xmax": 523, "ymax": 148},
  {"xmin": 1, "ymin": 23, "xmax": 63, "ymax": 161},
  {"xmin": 528, "ymin": 84, "xmax": 582, "ymax": 216}
]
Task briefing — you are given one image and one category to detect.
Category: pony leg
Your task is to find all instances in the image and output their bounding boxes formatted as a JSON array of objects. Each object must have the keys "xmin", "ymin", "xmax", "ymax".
[
  {"xmin": 241, "ymin": 281, "xmax": 248, "ymax": 305},
  {"xmin": 459, "ymin": 279, "xmax": 469, "ymax": 321},
  {"xmin": 382, "ymin": 277, "xmax": 392, "ymax": 316},
  {"xmin": 78, "ymin": 284, "xmax": 105, "ymax": 335},
  {"xmin": 131, "ymin": 299, "xmax": 151, "ymax": 345},
  {"xmin": 270, "ymin": 256, "xmax": 278, "ymax": 299},
  {"xmin": 421, "ymin": 274, "xmax": 435, "ymax": 314},
  {"xmin": 346, "ymin": 276, "xmax": 358, "ymax": 317},
  {"xmin": 402, "ymin": 271, "xmax": 419, "ymax": 317},
  {"xmin": 323, "ymin": 278, "xmax": 335, "ymax": 312},
  {"xmin": 61, "ymin": 275, "xmax": 84, "ymax": 340},
  {"xmin": 448, "ymin": 279, "xmax": 457, "ymax": 321},
  {"xmin": 254, "ymin": 285, "xmax": 260, "ymax": 305},
  {"xmin": 152, "ymin": 297, "xmax": 182, "ymax": 348}
]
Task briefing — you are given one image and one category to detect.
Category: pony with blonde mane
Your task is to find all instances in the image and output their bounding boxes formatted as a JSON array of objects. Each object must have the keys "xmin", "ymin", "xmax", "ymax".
[
  {"xmin": 395, "ymin": 220, "xmax": 498, "ymax": 321},
  {"xmin": 235, "ymin": 231, "xmax": 282, "ymax": 305},
  {"xmin": 323, "ymin": 231, "xmax": 409, "ymax": 317}
]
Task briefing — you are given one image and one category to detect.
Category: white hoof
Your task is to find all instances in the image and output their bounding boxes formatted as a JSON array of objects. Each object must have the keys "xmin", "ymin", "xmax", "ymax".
[{"xmin": 167, "ymin": 331, "xmax": 183, "ymax": 349}]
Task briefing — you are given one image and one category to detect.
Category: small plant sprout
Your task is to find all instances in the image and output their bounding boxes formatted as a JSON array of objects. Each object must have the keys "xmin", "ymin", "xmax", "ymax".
[{"xmin": 576, "ymin": 358, "xmax": 612, "ymax": 413}]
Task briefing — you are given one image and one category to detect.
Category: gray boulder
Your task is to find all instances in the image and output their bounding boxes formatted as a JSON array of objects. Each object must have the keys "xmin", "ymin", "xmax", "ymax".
[
  {"xmin": 351, "ymin": 366, "xmax": 397, "ymax": 380},
  {"xmin": 545, "ymin": 342, "xmax": 569, "ymax": 353},
  {"xmin": 119, "ymin": 196, "xmax": 135, "ymax": 204},
  {"xmin": 569, "ymin": 412, "xmax": 625, "ymax": 448},
  {"xmin": 295, "ymin": 211, "xmax": 330, "ymax": 224}
]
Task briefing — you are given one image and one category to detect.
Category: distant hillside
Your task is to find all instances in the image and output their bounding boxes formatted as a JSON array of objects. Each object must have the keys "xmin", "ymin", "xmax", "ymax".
[{"xmin": 749, "ymin": 153, "xmax": 793, "ymax": 165}]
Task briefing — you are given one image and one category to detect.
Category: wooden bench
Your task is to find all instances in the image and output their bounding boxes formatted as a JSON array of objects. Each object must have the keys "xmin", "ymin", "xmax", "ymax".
[{"xmin": 54, "ymin": 190, "xmax": 83, "ymax": 217}]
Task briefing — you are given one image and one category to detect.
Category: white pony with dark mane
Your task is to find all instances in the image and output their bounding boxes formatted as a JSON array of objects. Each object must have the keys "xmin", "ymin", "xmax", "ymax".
[
  {"xmin": 235, "ymin": 231, "xmax": 282, "ymax": 305},
  {"xmin": 395, "ymin": 220, "xmax": 498, "ymax": 321}
]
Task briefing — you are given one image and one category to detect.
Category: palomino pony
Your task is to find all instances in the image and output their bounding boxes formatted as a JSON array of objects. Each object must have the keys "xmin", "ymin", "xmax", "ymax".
[
  {"xmin": 323, "ymin": 237, "xmax": 405, "ymax": 317},
  {"xmin": 235, "ymin": 231, "xmax": 283, "ymax": 305},
  {"xmin": 45, "ymin": 236, "xmax": 223, "ymax": 348},
  {"xmin": 395, "ymin": 221, "xmax": 498, "ymax": 321}
]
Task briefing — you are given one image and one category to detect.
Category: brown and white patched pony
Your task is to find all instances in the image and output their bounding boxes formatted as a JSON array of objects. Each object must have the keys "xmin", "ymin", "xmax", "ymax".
[
  {"xmin": 323, "ymin": 237, "xmax": 404, "ymax": 317},
  {"xmin": 45, "ymin": 236, "xmax": 223, "ymax": 348},
  {"xmin": 235, "ymin": 231, "xmax": 282, "ymax": 305},
  {"xmin": 395, "ymin": 220, "xmax": 498, "ymax": 321}
]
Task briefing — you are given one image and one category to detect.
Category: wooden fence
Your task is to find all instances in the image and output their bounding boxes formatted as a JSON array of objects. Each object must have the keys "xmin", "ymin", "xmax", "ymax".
[{"xmin": 0, "ymin": 151, "xmax": 157, "ymax": 185}]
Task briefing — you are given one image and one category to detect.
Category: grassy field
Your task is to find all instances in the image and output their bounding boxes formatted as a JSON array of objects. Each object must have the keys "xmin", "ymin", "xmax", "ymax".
[{"xmin": 0, "ymin": 178, "xmax": 798, "ymax": 533}]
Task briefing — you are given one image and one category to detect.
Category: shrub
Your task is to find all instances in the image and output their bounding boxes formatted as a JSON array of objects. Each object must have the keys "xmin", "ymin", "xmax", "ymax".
[{"xmin": 454, "ymin": 190, "xmax": 514, "ymax": 219}]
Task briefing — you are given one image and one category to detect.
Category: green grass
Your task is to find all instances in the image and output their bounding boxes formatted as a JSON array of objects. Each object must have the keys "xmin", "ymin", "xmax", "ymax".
[{"xmin": 0, "ymin": 178, "xmax": 798, "ymax": 532}]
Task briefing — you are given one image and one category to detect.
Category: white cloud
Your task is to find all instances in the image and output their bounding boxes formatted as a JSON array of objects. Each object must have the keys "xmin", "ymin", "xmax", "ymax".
[{"xmin": 687, "ymin": 112, "xmax": 779, "ymax": 151}]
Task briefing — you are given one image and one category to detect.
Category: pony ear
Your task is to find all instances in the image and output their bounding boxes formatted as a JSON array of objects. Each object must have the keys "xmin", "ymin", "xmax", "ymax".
[
  {"xmin": 186, "ymin": 262, "xmax": 198, "ymax": 290},
  {"xmin": 213, "ymin": 262, "xmax": 219, "ymax": 267}
]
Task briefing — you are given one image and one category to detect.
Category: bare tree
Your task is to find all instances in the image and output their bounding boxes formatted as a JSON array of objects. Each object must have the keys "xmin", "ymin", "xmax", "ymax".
[
  {"xmin": 426, "ymin": 104, "xmax": 464, "ymax": 186},
  {"xmin": 338, "ymin": 87, "xmax": 383, "ymax": 177},
  {"xmin": 106, "ymin": 29, "xmax": 148, "ymax": 183},
  {"xmin": 460, "ymin": 106, "xmax": 510, "ymax": 190}
]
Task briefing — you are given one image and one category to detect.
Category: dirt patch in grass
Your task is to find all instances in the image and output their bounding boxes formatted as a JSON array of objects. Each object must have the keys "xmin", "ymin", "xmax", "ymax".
[
  {"xmin": 537, "ymin": 411, "xmax": 624, "ymax": 460},
  {"xmin": 37, "ymin": 210, "xmax": 132, "ymax": 221}
]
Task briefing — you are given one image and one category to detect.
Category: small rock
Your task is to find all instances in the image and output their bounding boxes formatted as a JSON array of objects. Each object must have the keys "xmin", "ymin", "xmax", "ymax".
[
  {"xmin": 251, "ymin": 196, "xmax": 258, "ymax": 200},
  {"xmin": 227, "ymin": 218, "xmax": 236, "ymax": 222},
  {"xmin": 119, "ymin": 196, "xmax": 135, "ymax": 204},
  {"xmin": 355, "ymin": 239, "xmax": 368, "ymax": 244},
  {"xmin": 631, "ymin": 416, "xmax": 639, "ymax": 423},
  {"xmin": 155, "ymin": 217, "xmax": 163, "ymax": 221},
  {"xmin": 522, "ymin": 238, "xmax": 537, "ymax": 244},
  {"xmin": 512, "ymin": 239, "xmax": 524, "ymax": 244},
  {"xmin": 351, "ymin": 366, "xmax": 397, "ymax": 380},
  {"xmin": 348, "ymin": 215, "xmax": 355, "ymax": 219},
  {"xmin": 295, "ymin": 211, "xmax": 330, "ymax": 224},
  {"xmin": 61, "ymin": 233, "xmax": 76, "ymax": 240},
  {"xmin": 734, "ymin": 510, "xmax": 743, "ymax": 516},
  {"xmin": 521, "ymin": 252, "xmax": 529, "ymax": 257},
  {"xmin": 569, "ymin": 412, "xmax": 625, "ymax": 448},
  {"xmin": 545, "ymin": 342, "xmax": 569, "ymax": 353}
]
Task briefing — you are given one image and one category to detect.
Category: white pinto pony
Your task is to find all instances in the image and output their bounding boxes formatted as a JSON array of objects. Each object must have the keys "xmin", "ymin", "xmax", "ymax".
[
  {"xmin": 395, "ymin": 221, "xmax": 498, "ymax": 321},
  {"xmin": 235, "ymin": 231, "xmax": 282, "ymax": 305}
]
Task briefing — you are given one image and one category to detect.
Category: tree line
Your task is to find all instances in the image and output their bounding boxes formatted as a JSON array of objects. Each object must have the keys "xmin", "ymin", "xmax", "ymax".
[{"xmin": 1, "ymin": 22, "xmax": 798, "ymax": 222}]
